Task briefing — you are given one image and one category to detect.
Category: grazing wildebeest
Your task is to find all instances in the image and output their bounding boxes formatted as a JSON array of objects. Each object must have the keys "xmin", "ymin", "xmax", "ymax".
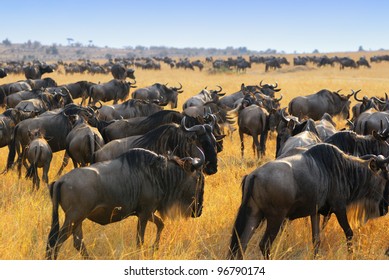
[
  {"xmin": 228, "ymin": 143, "xmax": 389, "ymax": 259},
  {"xmin": 93, "ymin": 119, "xmax": 219, "ymax": 175},
  {"xmin": 182, "ymin": 86, "xmax": 225, "ymax": 110},
  {"xmin": 96, "ymin": 99, "xmax": 163, "ymax": 121},
  {"xmin": 288, "ymin": 89, "xmax": 354, "ymax": 120},
  {"xmin": 132, "ymin": 83, "xmax": 183, "ymax": 109},
  {"xmin": 110, "ymin": 63, "xmax": 136, "ymax": 80},
  {"xmin": 88, "ymin": 79, "xmax": 136, "ymax": 105},
  {"xmin": 46, "ymin": 148, "xmax": 205, "ymax": 259},
  {"xmin": 337, "ymin": 57, "xmax": 357, "ymax": 70},
  {"xmin": 23, "ymin": 64, "xmax": 54, "ymax": 79},
  {"xmin": 357, "ymin": 57, "xmax": 371, "ymax": 68},
  {"xmin": 265, "ymin": 58, "xmax": 281, "ymax": 72},
  {"xmin": 24, "ymin": 128, "xmax": 52, "ymax": 190}
]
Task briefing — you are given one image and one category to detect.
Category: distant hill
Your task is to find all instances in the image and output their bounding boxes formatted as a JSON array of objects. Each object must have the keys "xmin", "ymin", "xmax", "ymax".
[{"xmin": 0, "ymin": 41, "xmax": 283, "ymax": 61}]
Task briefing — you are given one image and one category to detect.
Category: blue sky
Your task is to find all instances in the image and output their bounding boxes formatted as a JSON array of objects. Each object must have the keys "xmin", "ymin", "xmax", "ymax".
[{"xmin": 2, "ymin": 0, "xmax": 387, "ymax": 53}]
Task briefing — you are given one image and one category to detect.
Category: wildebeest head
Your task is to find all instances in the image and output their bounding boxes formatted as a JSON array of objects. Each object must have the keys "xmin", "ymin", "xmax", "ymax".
[
  {"xmin": 126, "ymin": 68, "xmax": 136, "ymax": 79},
  {"xmin": 333, "ymin": 89, "xmax": 354, "ymax": 119},
  {"xmin": 259, "ymin": 80, "xmax": 281, "ymax": 97},
  {"xmin": 181, "ymin": 117, "xmax": 218, "ymax": 175},
  {"xmin": 167, "ymin": 148, "xmax": 205, "ymax": 218},
  {"xmin": 158, "ymin": 83, "xmax": 183, "ymax": 109}
]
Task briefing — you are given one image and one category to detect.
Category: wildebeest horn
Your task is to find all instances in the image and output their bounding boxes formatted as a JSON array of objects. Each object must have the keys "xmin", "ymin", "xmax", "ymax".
[
  {"xmin": 274, "ymin": 94, "xmax": 283, "ymax": 103},
  {"xmin": 336, "ymin": 89, "xmax": 342, "ymax": 94},
  {"xmin": 273, "ymin": 82, "xmax": 278, "ymax": 88},
  {"xmin": 191, "ymin": 146, "xmax": 205, "ymax": 169},
  {"xmin": 372, "ymin": 96, "xmax": 386, "ymax": 104},
  {"xmin": 259, "ymin": 80, "xmax": 264, "ymax": 87},
  {"xmin": 176, "ymin": 82, "xmax": 183, "ymax": 90},
  {"xmin": 353, "ymin": 89, "xmax": 363, "ymax": 102},
  {"xmin": 181, "ymin": 116, "xmax": 206, "ymax": 133},
  {"xmin": 281, "ymin": 107, "xmax": 289, "ymax": 122},
  {"xmin": 215, "ymin": 85, "xmax": 222, "ymax": 93}
]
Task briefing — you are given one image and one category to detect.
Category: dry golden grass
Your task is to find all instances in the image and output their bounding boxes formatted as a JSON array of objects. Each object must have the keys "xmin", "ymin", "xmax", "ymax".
[{"xmin": 0, "ymin": 52, "xmax": 389, "ymax": 260}]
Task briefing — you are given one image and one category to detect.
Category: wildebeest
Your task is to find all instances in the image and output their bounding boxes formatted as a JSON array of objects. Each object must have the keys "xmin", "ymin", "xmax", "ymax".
[
  {"xmin": 132, "ymin": 83, "xmax": 183, "ymax": 109},
  {"xmin": 59, "ymin": 81, "xmax": 96, "ymax": 104},
  {"xmin": 101, "ymin": 110, "xmax": 183, "ymax": 142},
  {"xmin": 93, "ymin": 119, "xmax": 219, "ymax": 175},
  {"xmin": 23, "ymin": 64, "xmax": 54, "ymax": 79},
  {"xmin": 24, "ymin": 128, "xmax": 52, "ymax": 189},
  {"xmin": 357, "ymin": 57, "xmax": 371, "ymax": 68},
  {"xmin": 110, "ymin": 63, "xmax": 136, "ymax": 80},
  {"xmin": 95, "ymin": 99, "xmax": 163, "ymax": 121},
  {"xmin": 182, "ymin": 86, "xmax": 225, "ymax": 110},
  {"xmin": 228, "ymin": 143, "xmax": 389, "ymax": 259},
  {"xmin": 227, "ymin": 94, "xmax": 270, "ymax": 159},
  {"xmin": 88, "ymin": 79, "xmax": 137, "ymax": 105},
  {"xmin": 46, "ymin": 148, "xmax": 205, "ymax": 259},
  {"xmin": 265, "ymin": 58, "xmax": 281, "ymax": 72},
  {"xmin": 288, "ymin": 89, "xmax": 354, "ymax": 120},
  {"xmin": 337, "ymin": 57, "xmax": 357, "ymax": 70},
  {"xmin": 57, "ymin": 117, "xmax": 105, "ymax": 176}
]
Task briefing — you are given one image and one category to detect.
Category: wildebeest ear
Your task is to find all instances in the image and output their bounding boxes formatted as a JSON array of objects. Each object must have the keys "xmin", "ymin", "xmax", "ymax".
[{"xmin": 369, "ymin": 159, "xmax": 380, "ymax": 173}]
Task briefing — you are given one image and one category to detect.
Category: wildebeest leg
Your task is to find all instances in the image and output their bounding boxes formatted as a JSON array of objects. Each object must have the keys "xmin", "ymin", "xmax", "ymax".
[
  {"xmin": 149, "ymin": 213, "xmax": 164, "ymax": 251},
  {"xmin": 57, "ymin": 151, "xmax": 70, "ymax": 177},
  {"xmin": 72, "ymin": 223, "xmax": 90, "ymax": 259},
  {"xmin": 136, "ymin": 213, "xmax": 151, "ymax": 248},
  {"xmin": 259, "ymin": 130, "xmax": 268, "ymax": 157},
  {"xmin": 252, "ymin": 135, "xmax": 260, "ymax": 159},
  {"xmin": 33, "ymin": 163, "xmax": 40, "ymax": 190},
  {"xmin": 259, "ymin": 215, "xmax": 284, "ymax": 259},
  {"xmin": 310, "ymin": 213, "xmax": 321, "ymax": 258},
  {"xmin": 52, "ymin": 217, "xmax": 73, "ymax": 260},
  {"xmin": 239, "ymin": 129, "xmax": 245, "ymax": 158},
  {"xmin": 42, "ymin": 160, "xmax": 51, "ymax": 188},
  {"xmin": 333, "ymin": 209, "xmax": 353, "ymax": 253}
]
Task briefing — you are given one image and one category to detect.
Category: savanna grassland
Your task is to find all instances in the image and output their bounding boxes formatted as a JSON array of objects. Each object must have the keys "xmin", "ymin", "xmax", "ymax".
[{"xmin": 0, "ymin": 52, "xmax": 388, "ymax": 260}]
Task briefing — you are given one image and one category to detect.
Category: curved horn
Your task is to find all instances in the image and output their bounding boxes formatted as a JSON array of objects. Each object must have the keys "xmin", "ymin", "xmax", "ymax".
[
  {"xmin": 273, "ymin": 82, "xmax": 278, "ymax": 88},
  {"xmin": 348, "ymin": 89, "xmax": 360, "ymax": 99},
  {"xmin": 372, "ymin": 96, "xmax": 386, "ymax": 104},
  {"xmin": 215, "ymin": 85, "xmax": 222, "ymax": 93},
  {"xmin": 336, "ymin": 89, "xmax": 342, "ymax": 94},
  {"xmin": 259, "ymin": 80, "xmax": 264, "ymax": 87},
  {"xmin": 353, "ymin": 89, "xmax": 363, "ymax": 102},
  {"xmin": 175, "ymin": 82, "xmax": 183, "ymax": 90},
  {"xmin": 191, "ymin": 145, "xmax": 205, "ymax": 169},
  {"xmin": 281, "ymin": 107, "xmax": 289, "ymax": 122},
  {"xmin": 274, "ymin": 94, "xmax": 283, "ymax": 103},
  {"xmin": 360, "ymin": 154, "xmax": 377, "ymax": 160},
  {"xmin": 181, "ymin": 116, "xmax": 205, "ymax": 133}
]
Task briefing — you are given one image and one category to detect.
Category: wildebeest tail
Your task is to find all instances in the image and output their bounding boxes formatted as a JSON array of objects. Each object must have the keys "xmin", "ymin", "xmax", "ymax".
[
  {"xmin": 228, "ymin": 174, "xmax": 263, "ymax": 259},
  {"xmin": 25, "ymin": 146, "xmax": 41, "ymax": 179},
  {"xmin": 46, "ymin": 180, "xmax": 62, "ymax": 259}
]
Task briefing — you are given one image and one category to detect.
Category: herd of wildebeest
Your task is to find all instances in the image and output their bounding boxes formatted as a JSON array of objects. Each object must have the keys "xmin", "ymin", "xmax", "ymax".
[{"xmin": 0, "ymin": 54, "xmax": 389, "ymax": 260}]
